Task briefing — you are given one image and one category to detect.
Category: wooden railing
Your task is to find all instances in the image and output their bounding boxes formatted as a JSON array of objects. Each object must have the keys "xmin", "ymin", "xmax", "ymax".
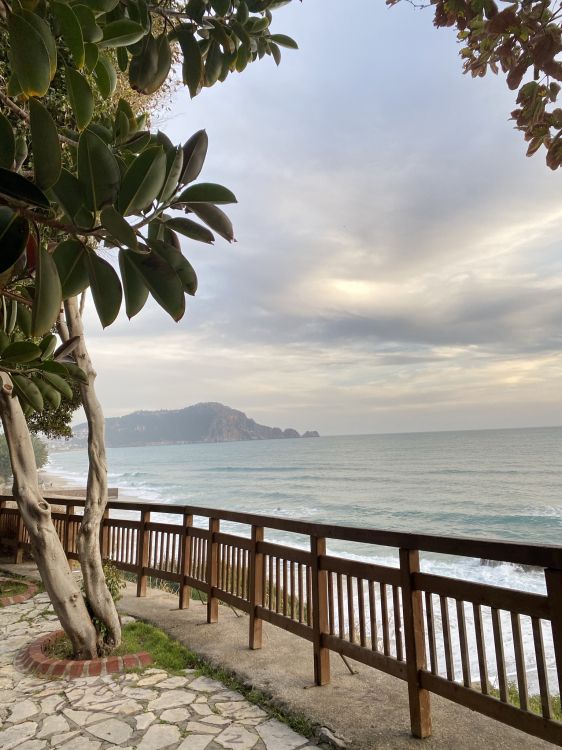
[{"xmin": 1, "ymin": 494, "xmax": 562, "ymax": 746}]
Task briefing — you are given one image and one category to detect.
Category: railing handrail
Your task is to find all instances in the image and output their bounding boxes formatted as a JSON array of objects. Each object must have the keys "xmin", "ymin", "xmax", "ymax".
[{"xmin": 8, "ymin": 493, "xmax": 562, "ymax": 569}]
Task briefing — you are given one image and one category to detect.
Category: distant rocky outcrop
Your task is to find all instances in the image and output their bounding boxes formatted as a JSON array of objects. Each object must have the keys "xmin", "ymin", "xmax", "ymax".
[{"xmin": 67, "ymin": 403, "xmax": 319, "ymax": 449}]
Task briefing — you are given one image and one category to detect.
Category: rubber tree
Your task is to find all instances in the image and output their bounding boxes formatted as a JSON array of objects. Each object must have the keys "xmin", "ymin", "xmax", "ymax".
[{"xmin": 0, "ymin": 0, "xmax": 299, "ymax": 655}]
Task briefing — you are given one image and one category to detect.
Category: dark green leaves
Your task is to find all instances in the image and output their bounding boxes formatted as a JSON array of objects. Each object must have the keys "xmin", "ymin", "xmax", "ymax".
[
  {"xmin": 129, "ymin": 34, "xmax": 171, "ymax": 95},
  {"xmin": 53, "ymin": 3, "xmax": 85, "ymax": 69},
  {"xmin": 0, "ymin": 114, "xmax": 15, "ymax": 170},
  {"xmin": 189, "ymin": 203, "xmax": 234, "ymax": 242},
  {"xmin": 117, "ymin": 146, "xmax": 166, "ymax": 215},
  {"xmin": 51, "ymin": 169, "xmax": 94, "ymax": 230},
  {"xmin": 165, "ymin": 217, "xmax": 214, "ymax": 244},
  {"xmin": 101, "ymin": 206, "xmax": 138, "ymax": 249},
  {"xmin": 29, "ymin": 98, "xmax": 61, "ymax": 190},
  {"xmin": 93, "ymin": 54, "xmax": 117, "ymax": 99},
  {"xmin": 53, "ymin": 239, "xmax": 89, "ymax": 298},
  {"xmin": 268, "ymin": 33, "xmax": 298, "ymax": 49},
  {"xmin": 31, "ymin": 245, "xmax": 63, "ymax": 336},
  {"xmin": 7, "ymin": 12, "xmax": 54, "ymax": 97},
  {"xmin": 150, "ymin": 239, "xmax": 198, "ymax": 295},
  {"xmin": 0, "ymin": 207, "xmax": 28, "ymax": 273},
  {"xmin": 119, "ymin": 249, "xmax": 149, "ymax": 318},
  {"xmin": 85, "ymin": 252, "xmax": 122, "ymax": 327},
  {"xmin": 66, "ymin": 66, "xmax": 94, "ymax": 131},
  {"xmin": 0, "ymin": 168, "xmax": 50, "ymax": 208},
  {"xmin": 171, "ymin": 26, "xmax": 203, "ymax": 98},
  {"xmin": 180, "ymin": 129, "xmax": 208, "ymax": 184},
  {"xmin": 125, "ymin": 250, "xmax": 185, "ymax": 320},
  {"xmin": 1, "ymin": 341, "xmax": 41, "ymax": 363},
  {"xmin": 12, "ymin": 374, "xmax": 44, "ymax": 411},
  {"xmin": 77, "ymin": 129, "xmax": 120, "ymax": 211},
  {"xmin": 99, "ymin": 20, "xmax": 146, "ymax": 48},
  {"xmin": 177, "ymin": 182, "xmax": 237, "ymax": 204}
]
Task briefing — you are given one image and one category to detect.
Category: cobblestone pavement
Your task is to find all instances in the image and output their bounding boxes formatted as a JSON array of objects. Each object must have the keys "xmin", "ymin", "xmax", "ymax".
[{"xmin": 0, "ymin": 592, "xmax": 315, "ymax": 750}]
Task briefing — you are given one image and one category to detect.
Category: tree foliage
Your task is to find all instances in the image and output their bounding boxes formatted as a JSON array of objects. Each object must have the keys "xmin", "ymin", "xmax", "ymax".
[
  {"xmin": 0, "ymin": 432, "xmax": 48, "ymax": 482},
  {"xmin": 390, "ymin": 0, "xmax": 562, "ymax": 169},
  {"xmin": 0, "ymin": 0, "xmax": 298, "ymax": 418}
]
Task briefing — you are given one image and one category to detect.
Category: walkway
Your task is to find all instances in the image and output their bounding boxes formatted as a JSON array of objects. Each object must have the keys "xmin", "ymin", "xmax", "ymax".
[{"xmin": 0, "ymin": 589, "xmax": 313, "ymax": 750}]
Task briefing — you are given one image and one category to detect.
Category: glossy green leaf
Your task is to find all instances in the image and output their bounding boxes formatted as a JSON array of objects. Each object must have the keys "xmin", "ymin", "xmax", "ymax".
[
  {"xmin": 165, "ymin": 217, "xmax": 214, "ymax": 244},
  {"xmin": 188, "ymin": 202, "xmax": 234, "ymax": 242},
  {"xmin": 93, "ymin": 54, "xmax": 117, "ymax": 99},
  {"xmin": 130, "ymin": 33, "xmax": 171, "ymax": 95},
  {"xmin": 269, "ymin": 41, "xmax": 281, "ymax": 66},
  {"xmin": 83, "ymin": 42, "xmax": 99, "ymax": 73},
  {"xmin": 66, "ymin": 66, "xmax": 94, "ymax": 131},
  {"xmin": 180, "ymin": 129, "xmax": 207, "ymax": 185},
  {"xmin": 0, "ymin": 207, "xmax": 28, "ymax": 273},
  {"xmin": 38, "ymin": 333, "xmax": 57, "ymax": 359},
  {"xmin": 269, "ymin": 33, "xmax": 298, "ymax": 49},
  {"xmin": 210, "ymin": 0, "xmax": 230, "ymax": 14},
  {"xmin": 99, "ymin": 20, "xmax": 146, "ymax": 48},
  {"xmin": 85, "ymin": 252, "xmax": 122, "ymax": 327},
  {"xmin": 0, "ymin": 167, "xmax": 49, "ymax": 208},
  {"xmin": 53, "ymin": 239, "xmax": 90, "ymax": 298},
  {"xmin": 53, "ymin": 3, "xmax": 85, "ymax": 69},
  {"xmin": 204, "ymin": 40, "xmax": 223, "ymax": 87},
  {"xmin": 101, "ymin": 206, "xmax": 138, "ymax": 249},
  {"xmin": 73, "ymin": 5, "xmax": 103, "ymax": 43},
  {"xmin": 84, "ymin": 0, "xmax": 119, "ymax": 11},
  {"xmin": 149, "ymin": 239, "xmax": 197, "ymax": 295},
  {"xmin": 16, "ymin": 303, "xmax": 32, "ymax": 337},
  {"xmin": 0, "ymin": 114, "xmax": 15, "ymax": 170},
  {"xmin": 118, "ymin": 249, "xmax": 149, "ymax": 318},
  {"xmin": 1, "ymin": 341, "xmax": 42, "ymax": 363},
  {"xmin": 116, "ymin": 46, "xmax": 128, "ymax": 72},
  {"xmin": 12, "ymin": 374, "xmax": 44, "ymax": 411},
  {"xmin": 126, "ymin": 250, "xmax": 185, "ymax": 320},
  {"xmin": 29, "ymin": 98, "xmax": 61, "ymax": 190},
  {"xmin": 21, "ymin": 9, "xmax": 57, "ymax": 79},
  {"xmin": 7, "ymin": 13, "xmax": 52, "ymax": 97},
  {"xmin": 160, "ymin": 146, "xmax": 184, "ymax": 202},
  {"xmin": 51, "ymin": 169, "xmax": 94, "ymax": 229},
  {"xmin": 34, "ymin": 377, "xmax": 61, "ymax": 409},
  {"xmin": 172, "ymin": 26, "xmax": 203, "ymax": 98},
  {"xmin": 31, "ymin": 245, "xmax": 63, "ymax": 336},
  {"xmin": 14, "ymin": 135, "xmax": 27, "ymax": 171},
  {"xmin": 63, "ymin": 362, "xmax": 89, "ymax": 384},
  {"xmin": 176, "ymin": 182, "xmax": 237, "ymax": 205},
  {"xmin": 77, "ymin": 128, "xmax": 120, "ymax": 211},
  {"xmin": 117, "ymin": 146, "xmax": 166, "ymax": 216},
  {"xmin": 41, "ymin": 370, "xmax": 73, "ymax": 399}
]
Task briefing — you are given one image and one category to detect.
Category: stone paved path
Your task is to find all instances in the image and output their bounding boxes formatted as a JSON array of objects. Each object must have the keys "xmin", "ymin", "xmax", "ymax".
[{"xmin": 0, "ymin": 591, "xmax": 315, "ymax": 750}]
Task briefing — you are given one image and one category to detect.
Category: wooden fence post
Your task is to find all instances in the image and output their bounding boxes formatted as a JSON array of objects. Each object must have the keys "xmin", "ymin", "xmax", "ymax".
[
  {"xmin": 207, "ymin": 518, "xmax": 220, "ymax": 623},
  {"xmin": 399, "ymin": 548, "xmax": 432, "ymax": 739},
  {"xmin": 100, "ymin": 509, "xmax": 110, "ymax": 560},
  {"xmin": 310, "ymin": 535, "xmax": 330, "ymax": 685},
  {"xmin": 545, "ymin": 568, "xmax": 562, "ymax": 699},
  {"xmin": 249, "ymin": 525, "xmax": 264, "ymax": 649},
  {"xmin": 63, "ymin": 505, "xmax": 74, "ymax": 557},
  {"xmin": 136, "ymin": 510, "xmax": 150, "ymax": 597},
  {"xmin": 179, "ymin": 512, "xmax": 193, "ymax": 610},
  {"xmin": 14, "ymin": 511, "xmax": 24, "ymax": 564}
]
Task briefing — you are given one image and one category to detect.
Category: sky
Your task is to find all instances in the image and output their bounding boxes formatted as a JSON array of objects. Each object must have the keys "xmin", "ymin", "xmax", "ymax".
[{"xmin": 82, "ymin": 0, "xmax": 562, "ymax": 436}]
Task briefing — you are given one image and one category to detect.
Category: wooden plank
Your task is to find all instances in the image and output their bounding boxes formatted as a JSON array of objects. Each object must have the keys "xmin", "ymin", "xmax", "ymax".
[
  {"xmin": 179, "ymin": 513, "xmax": 193, "ymax": 610},
  {"xmin": 337, "ymin": 573, "xmax": 344, "ymax": 639},
  {"xmin": 136, "ymin": 510, "xmax": 150, "ymax": 597},
  {"xmin": 369, "ymin": 580, "xmax": 378, "ymax": 651},
  {"xmin": 440, "ymin": 596, "xmax": 454, "ymax": 682},
  {"xmin": 206, "ymin": 518, "xmax": 220, "ymax": 624},
  {"xmin": 425, "ymin": 592, "xmax": 438, "ymax": 675},
  {"xmin": 256, "ymin": 606, "xmax": 314, "ymax": 641},
  {"xmin": 399, "ymin": 548, "xmax": 432, "ymax": 739},
  {"xmin": 322, "ymin": 633, "xmax": 407, "ymax": 681},
  {"xmin": 215, "ymin": 532, "xmax": 252, "ymax": 550},
  {"xmin": 249, "ymin": 526, "xmax": 264, "ymax": 650},
  {"xmin": 258, "ymin": 541, "xmax": 311, "ymax": 565},
  {"xmin": 347, "ymin": 575, "xmax": 355, "ymax": 644},
  {"xmin": 290, "ymin": 560, "xmax": 296, "ymax": 620},
  {"xmin": 492, "ymin": 608, "xmax": 508, "ymax": 702},
  {"xmin": 310, "ymin": 535, "xmax": 330, "ymax": 686},
  {"xmin": 473, "ymin": 603, "xmax": 489, "ymax": 695},
  {"xmin": 545, "ymin": 568, "xmax": 562, "ymax": 700},
  {"xmin": 420, "ymin": 671, "xmax": 562, "ymax": 747},
  {"xmin": 320, "ymin": 555, "xmax": 401, "ymax": 586},
  {"xmin": 328, "ymin": 571, "xmax": 335, "ymax": 635},
  {"xmin": 532, "ymin": 617, "xmax": 552, "ymax": 719},
  {"xmin": 414, "ymin": 572, "xmax": 549, "ymax": 620},
  {"xmin": 358, "ymin": 578, "xmax": 366, "ymax": 647},
  {"xmin": 212, "ymin": 587, "xmax": 251, "ymax": 614},
  {"xmin": 393, "ymin": 585, "xmax": 403, "ymax": 661},
  {"xmin": 298, "ymin": 563, "xmax": 304, "ymax": 623},
  {"xmin": 511, "ymin": 612, "xmax": 528, "ymax": 712},
  {"xmin": 457, "ymin": 600, "xmax": 471, "ymax": 688}
]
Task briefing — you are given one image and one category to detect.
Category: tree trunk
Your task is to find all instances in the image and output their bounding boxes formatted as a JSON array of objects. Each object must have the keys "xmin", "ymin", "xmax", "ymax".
[
  {"xmin": 62, "ymin": 296, "xmax": 121, "ymax": 652},
  {"xmin": 0, "ymin": 373, "xmax": 98, "ymax": 658}
]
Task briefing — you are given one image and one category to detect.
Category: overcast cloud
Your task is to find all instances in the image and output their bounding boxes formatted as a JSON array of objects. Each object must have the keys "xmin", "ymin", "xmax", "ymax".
[{"xmin": 81, "ymin": 0, "xmax": 562, "ymax": 435}]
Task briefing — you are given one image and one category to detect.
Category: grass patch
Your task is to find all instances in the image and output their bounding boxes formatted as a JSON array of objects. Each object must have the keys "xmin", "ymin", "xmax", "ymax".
[
  {"xmin": 0, "ymin": 580, "xmax": 27, "ymax": 598},
  {"xmin": 488, "ymin": 682, "xmax": 562, "ymax": 721},
  {"xmin": 114, "ymin": 621, "xmax": 196, "ymax": 672}
]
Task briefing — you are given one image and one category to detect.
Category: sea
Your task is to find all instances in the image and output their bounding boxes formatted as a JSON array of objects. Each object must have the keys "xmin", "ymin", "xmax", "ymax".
[{"xmin": 49, "ymin": 425, "xmax": 562, "ymax": 693}]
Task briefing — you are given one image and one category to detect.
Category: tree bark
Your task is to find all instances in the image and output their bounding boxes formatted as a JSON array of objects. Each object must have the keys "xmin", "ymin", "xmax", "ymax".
[
  {"xmin": 0, "ymin": 373, "xmax": 98, "ymax": 658},
  {"xmin": 62, "ymin": 296, "xmax": 121, "ymax": 652}
]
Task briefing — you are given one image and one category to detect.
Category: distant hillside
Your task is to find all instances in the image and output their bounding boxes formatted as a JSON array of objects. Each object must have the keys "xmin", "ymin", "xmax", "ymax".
[{"xmin": 68, "ymin": 402, "xmax": 319, "ymax": 448}]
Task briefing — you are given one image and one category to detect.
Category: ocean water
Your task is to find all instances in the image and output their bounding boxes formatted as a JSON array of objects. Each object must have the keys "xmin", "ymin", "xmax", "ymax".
[{"xmin": 49, "ymin": 426, "xmax": 562, "ymax": 692}]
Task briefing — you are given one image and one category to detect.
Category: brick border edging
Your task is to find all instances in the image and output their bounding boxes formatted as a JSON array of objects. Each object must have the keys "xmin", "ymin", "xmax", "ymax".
[
  {"xmin": 0, "ymin": 577, "xmax": 37, "ymax": 607},
  {"xmin": 15, "ymin": 630, "xmax": 152, "ymax": 679}
]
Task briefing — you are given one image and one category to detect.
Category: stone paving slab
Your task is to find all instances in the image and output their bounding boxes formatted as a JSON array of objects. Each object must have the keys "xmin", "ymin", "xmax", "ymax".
[{"xmin": 0, "ymin": 593, "xmax": 312, "ymax": 750}]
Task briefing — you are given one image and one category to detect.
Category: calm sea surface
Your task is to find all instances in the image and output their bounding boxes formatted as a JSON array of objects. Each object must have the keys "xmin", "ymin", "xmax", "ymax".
[{"xmin": 49, "ymin": 426, "xmax": 562, "ymax": 690}]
